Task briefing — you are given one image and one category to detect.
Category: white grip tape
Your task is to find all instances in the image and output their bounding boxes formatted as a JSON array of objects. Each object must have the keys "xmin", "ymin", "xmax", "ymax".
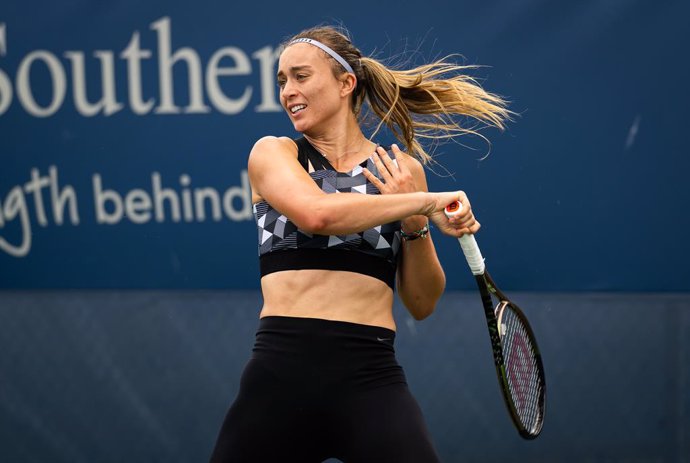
[
  {"xmin": 458, "ymin": 234, "xmax": 485, "ymax": 275},
  {"xmin": 444, "ymin": 200, "xmax": 485, "ymax": 275}
]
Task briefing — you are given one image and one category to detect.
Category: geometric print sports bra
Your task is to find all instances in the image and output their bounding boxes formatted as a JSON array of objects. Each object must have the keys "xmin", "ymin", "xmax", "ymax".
[{"xmin": 253, "ymin": 137, "xmax": 402, "ymax": 289}]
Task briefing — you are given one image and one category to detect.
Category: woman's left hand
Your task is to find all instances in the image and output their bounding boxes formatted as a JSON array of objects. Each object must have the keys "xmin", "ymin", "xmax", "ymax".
[
  {"xmin": 363, "ymin": 144, "xmax": 430, "ymax": 235},
  {"xmin": 362, "ymin": 144, "xmax": 416, "ymax": 194}
]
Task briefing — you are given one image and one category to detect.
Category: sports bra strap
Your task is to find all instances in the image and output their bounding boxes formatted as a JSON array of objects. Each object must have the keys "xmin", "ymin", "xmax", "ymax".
[{"xmin": 295, "ymin": 137, "xmax": 331, "ymax": 172}]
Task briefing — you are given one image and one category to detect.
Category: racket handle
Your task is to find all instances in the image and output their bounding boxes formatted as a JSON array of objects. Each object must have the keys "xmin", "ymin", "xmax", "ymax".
[{"xmin": 444, "ymin": 201, "xmax": 486, "ymax": 275}]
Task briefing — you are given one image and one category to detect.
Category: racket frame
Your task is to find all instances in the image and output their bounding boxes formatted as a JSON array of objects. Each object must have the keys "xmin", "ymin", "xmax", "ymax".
[{"xmin": 474, "ymin": 271, "xmax": 546, "ymax": 439}]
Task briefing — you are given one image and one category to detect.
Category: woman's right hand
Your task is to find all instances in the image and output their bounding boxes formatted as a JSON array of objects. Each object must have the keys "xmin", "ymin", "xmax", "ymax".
[{"xmin": 427, "ymin": 191, "xmax": 480, "ymax": 238}]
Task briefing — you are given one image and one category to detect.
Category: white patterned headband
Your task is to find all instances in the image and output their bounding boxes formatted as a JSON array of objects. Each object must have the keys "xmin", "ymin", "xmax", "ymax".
[{"xmin": 288, "ymin": 38, "xmax": 355, "ymax": 75}]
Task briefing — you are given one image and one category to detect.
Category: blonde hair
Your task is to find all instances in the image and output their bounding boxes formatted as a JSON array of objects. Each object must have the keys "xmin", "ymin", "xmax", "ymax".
[{"xmin": 284, "ymin": 26, "xmax": 512, "ymax": 164}]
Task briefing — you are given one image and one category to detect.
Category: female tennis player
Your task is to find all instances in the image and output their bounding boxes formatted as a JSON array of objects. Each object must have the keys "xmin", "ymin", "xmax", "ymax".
[{"xmin": 209, "ymin": 25, "xmax": 510, "ymax": 463}]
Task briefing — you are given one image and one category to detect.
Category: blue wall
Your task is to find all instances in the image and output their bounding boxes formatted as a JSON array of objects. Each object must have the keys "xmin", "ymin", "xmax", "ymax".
[
  {"xmin": 2, "ymin": 1, "xmax": 688, "ymax": 290},
  {"xmin": 2, "ymin": 2, "xmax": 690, "ymax": 462}
]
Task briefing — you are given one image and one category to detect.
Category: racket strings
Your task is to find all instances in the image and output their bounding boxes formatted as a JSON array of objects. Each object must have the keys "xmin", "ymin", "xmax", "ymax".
[{"xmin": 501, "ymin": 308, "xmax": 544, "ymax": 432}]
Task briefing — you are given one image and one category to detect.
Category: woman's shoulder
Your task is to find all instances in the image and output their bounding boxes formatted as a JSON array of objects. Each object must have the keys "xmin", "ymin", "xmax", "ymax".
[
  {"xmin": 249, "ymin": 136, "xmax": 300, "ymax": 164},
  {"xmin": 247, "ymin": 136, "xmax": 305, "ymax": 202},
  {"xmin": 386, "ymin": 146, "xmax": 428, "ymax": 191},
  {"xmin": 252, "ymin": 135, "xmax": 298, "ymax": 152},
  {"xmin": 392, "ymin": 147, "xmax": 425, "ymax": 176}
]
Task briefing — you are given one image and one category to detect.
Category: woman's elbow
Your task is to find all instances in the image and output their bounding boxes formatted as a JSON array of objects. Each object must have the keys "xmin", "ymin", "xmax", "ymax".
[
  {"xmin": 405, "ymin": 294, "xmax": 441, "ymax": 320},
  {"xmin": 292, "ymin": 207, "xmax": 332, "ymax": 235},
  {"xmin": 402, "ymin": 280, "xmax": 445, "ymax": 320},
  {"xmin": 409, "ymin": 305, "xmax": 436, "ymax": 321}
]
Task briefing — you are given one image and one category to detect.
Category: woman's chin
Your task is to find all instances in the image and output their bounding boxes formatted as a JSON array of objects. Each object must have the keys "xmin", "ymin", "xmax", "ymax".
[{"xmin": 292, "ymin": 121, "xmax": 309, "ymax": 133}]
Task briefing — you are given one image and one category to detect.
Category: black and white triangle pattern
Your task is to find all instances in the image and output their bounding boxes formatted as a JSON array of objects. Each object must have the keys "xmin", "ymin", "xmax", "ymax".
[{"xmin": 253, "ymin": 157, "xmax": 401, "ymax": 265}]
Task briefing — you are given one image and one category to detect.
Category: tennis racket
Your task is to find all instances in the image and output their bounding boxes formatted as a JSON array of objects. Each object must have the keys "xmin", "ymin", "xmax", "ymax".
[{"xmin": 445, "ymin": 200, "xmax": 546, "ymax": 439}]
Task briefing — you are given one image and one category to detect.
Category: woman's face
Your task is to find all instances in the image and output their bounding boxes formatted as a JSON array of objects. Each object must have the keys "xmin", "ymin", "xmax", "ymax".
[{"xmin": 277, "ymin": 43, "xmax": 347, "ymax": 134}]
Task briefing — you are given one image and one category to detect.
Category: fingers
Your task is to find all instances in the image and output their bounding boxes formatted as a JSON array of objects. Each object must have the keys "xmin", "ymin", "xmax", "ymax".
[
  {"xmin": 444, "ymin": 192, "xmax": 471, "ymax": 223},
  {"xmin": 448, "ymin": 213, "xmax": 478, "ymax": 235},
  {"xmin": 386, "ymin": 144, "xmax": 405, "ymax": 171},
  {"xmin": 459, "ymin": 219, "xmax": 480, "ymax": 236},
  {"xmin": 446, "ymin": 209, "xmax": 473, "ymax": 225},
  {"xmin": 372, "ymin": 146, "xmax": 396, "ymax": 180},
  {"xmin": 362, "ymin": 167, "xmax": 385, "ymax": 191},
  {"xmin": 365, "ymin": 144, "xmax": 415, "ymax": 195},
  {"xmin": 431, "ymin": 190, "xmax": 481, "ymax": 237}
]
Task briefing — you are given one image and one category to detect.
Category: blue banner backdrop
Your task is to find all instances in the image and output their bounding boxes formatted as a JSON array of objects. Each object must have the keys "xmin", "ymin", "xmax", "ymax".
[{"xmin": 1, "ymin": 1, "xmax": 689, "ymax": 290}]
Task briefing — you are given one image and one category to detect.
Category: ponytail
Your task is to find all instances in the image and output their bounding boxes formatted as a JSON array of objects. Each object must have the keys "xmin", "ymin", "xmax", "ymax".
[{"xmin": 360, "ymin": 56, "xmax": 512, "ymax": 164}]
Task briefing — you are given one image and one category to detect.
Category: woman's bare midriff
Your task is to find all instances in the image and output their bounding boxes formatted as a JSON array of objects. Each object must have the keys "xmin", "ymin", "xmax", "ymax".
[{"xmin": 259, "ymin": 269, "xmax": 396, "ymax": 331}]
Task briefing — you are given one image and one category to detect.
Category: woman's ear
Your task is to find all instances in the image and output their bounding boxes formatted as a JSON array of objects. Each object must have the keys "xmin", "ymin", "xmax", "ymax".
[{"xmin": 340, "ymin": 73, "xmax": 357, "ymax": 97}]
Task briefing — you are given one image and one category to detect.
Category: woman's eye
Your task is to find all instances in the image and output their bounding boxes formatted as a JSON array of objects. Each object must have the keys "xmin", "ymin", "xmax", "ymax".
[{"xmin": 277, "ymin": 74, "xmax": 307, "ymax": 89}]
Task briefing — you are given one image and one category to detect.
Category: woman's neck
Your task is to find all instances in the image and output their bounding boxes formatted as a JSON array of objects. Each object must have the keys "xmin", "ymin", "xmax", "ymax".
[{"xmin": 304, "ymin": 119, "xmax": 376, "ymax": 170}]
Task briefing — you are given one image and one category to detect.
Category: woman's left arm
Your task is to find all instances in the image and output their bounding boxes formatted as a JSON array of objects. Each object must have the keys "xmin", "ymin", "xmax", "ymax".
[{"xmin": 363, "ymin": 145, "xmax": 446, "ymax": 320}]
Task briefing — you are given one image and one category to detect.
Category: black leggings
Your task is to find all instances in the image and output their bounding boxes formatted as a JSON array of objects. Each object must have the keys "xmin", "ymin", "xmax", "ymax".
[{"xmin": 210, "ymin": 316, "xmax": 440, "ymax": 463}]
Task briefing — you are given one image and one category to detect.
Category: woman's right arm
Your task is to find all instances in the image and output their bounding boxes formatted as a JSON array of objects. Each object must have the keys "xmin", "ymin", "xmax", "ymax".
[{"xmin": 248, "ymin": 136, "xmax": 473, "ymax": 237}]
